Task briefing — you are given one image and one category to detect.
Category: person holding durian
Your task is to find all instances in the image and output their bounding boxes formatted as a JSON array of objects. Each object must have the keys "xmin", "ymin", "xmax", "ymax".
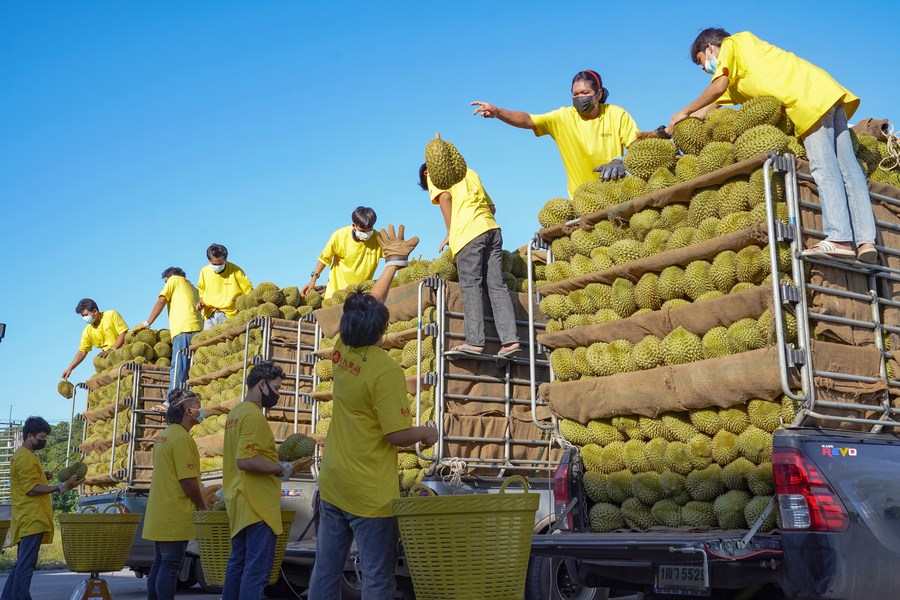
[
  {"xmin": 472, "ymin": 70, "xmax": 640, "ymax": 198},
  {"xmin": 667, "ymin": 27, "xmax": 878, "ymax": 263}
]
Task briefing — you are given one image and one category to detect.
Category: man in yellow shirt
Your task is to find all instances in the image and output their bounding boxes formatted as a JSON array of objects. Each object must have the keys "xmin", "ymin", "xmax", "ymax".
[
  {"xmin": 142, "ymin": 389, "xmax": 207, "ymax": 600},
  {"xmin": 418, "ymin": 164, "xmax": 520, "ymax": 358},
  {"xmin": 133, "ymin": 267, "xmax": 203, "ymax": 395},
  {"xmin": 61, "ymin": 298, "xmax": 128, "ymax": 380},
  {"xmin": 308, "ymin": 224, "xmax": 438, "ymax": 600},
  {"xmin": 300, "ymin": 206, "xmax": 383, "ymax": 299},
  {"xmin": 197, "ymin": 243, "xmax": 253, "ymax": 330},
  {"xmin": 472, "ymin": 70, "xmax": 640, "ymax": 198},
  {"xmin": 2, "ymin": 416, "xmax": 82, "ymax": 600},
  {"xmin": 668, "ymin": 28, "xmax": 877, "ymax": 263},
  {"xmin": 222, "ymin": 360, "xmax": 294, "ymax": 600}
]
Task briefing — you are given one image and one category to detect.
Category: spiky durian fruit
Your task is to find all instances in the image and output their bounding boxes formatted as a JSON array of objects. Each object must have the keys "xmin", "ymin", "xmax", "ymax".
[
  {"xmin": 425, "ymin": 134, "xmax": 467, "ymax": 189},
  {"xmin": 686, "ymin": 464, "xmax": 726, "ymax": 501},
  {"xmin": 648, "ymin": 166, "xmax": 677, "ymax": 191},
  {"xmin": 745, "ymin": 495, "xmax": 778, "ymax": 532},
  {"xmin": 734, "ymin": 125, "xmax": 790, "ymax": 162},
  {"xmin": 673, "ymin": 117, "xmax": 709, "ymax": 155},
  {"xmin": 621, "ymin": 497, "xmax": 655, "ymax": 530},
  {"xmin": 278, "ymin": 433, "xmax": 317, "ymax": 461},
  {"xmin": 704, "ymin": 107, "xmax": 740, "ymax": 142},
  {"xmin": 606, "ymin": 470, "xmax": 634, "ymax": 504},
  {"xmin": 589, "ymin": 502, "xmax": 625, "ymax": 533},
  {"xmin": 538, "ymin": 198, "xmax": 577, "ymax": 228},
  {"xmin": 735, "ymin": 97, "xmax": 783, "ymax": 136},
  {"xmin": 701, "ymin": 327, "xmax": 730, "ymax": 360},
  {"xmin": 58, "ymin": 380, "xmax": 75, "ymax": 399},
  {"xmin": 584, "ymin": 471, "xmax": 609, "ymax": 503},
  {"xmin": 714, "ymin": 489, "xmax": 752, "ymax": 528},
  {"xmin": 660, "ymin": 471, "xmax": 691, "ymax": 505},
  {"xmin": 661, "ymin": 327, "xmax": 703, "ymax": 365},
  {"xmin": 550, "ymin": 348, "xmax": 579, "ymax": 381},
  {"xmin": 697, "ymin": 141, "xmax": 735, "ymax": 175},
  {"xmin": 675, "ymin": 155, "xmax": 700, "ymax": 182},
  {"xmin": 608, "ymin": 239, "xmax": 649, "ymax": 265},
  {"xmin": 682, "ymin": 501, "xmax": 717, "ymax": 527},
  {"xmin": 624, "ymin": 139, "xmax": 678, "ymax": 179},
  {"xmin": 652, "ymin": 499, "xmax": 685, "ymax": 527}
]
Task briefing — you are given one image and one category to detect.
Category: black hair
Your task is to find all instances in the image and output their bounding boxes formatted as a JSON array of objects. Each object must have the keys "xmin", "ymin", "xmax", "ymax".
[
  {"xmin": 23, "ymin": 416, "xmax": 51, "ymax": 439},
  {"xmin": 690, "ymin": 28, "xmax": 731, "ymax": 64},
  {"xmin": 571, "ymin": 70, "xmax": 609, "ymax": 104},
  {"xmin": 418, "ymin": 163, "xmax": 428, "ymax": 191},
  {"xmin": 162, "ymin": 267, "xmax": 186, "ymax": 279},
  {"xmin": 207, "ymin": 244, "xmax": 228, "ymax": 260},
  {"xmin": 340, "ymin": 292, "xmax": 390, "ymax": 347},
  {"xmin": 247, "ymin": 360, "xmax": 284, "ymax": 389},
  {"xmin": 351, "ymin": 206, "xmax": 377, "ymax": 230},
  {"xmin": 75, "ymin": 298, "xmax": 98, "ymax": 315},
  {"xmin": 166, "ymin": 389, "xmax": 199, "ymax": 424}
]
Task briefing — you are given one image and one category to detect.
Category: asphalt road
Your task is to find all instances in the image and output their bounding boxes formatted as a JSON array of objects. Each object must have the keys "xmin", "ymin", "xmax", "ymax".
[{"xmin": 0, "ymin": 569, "xmax": 227, "ymax": 599}]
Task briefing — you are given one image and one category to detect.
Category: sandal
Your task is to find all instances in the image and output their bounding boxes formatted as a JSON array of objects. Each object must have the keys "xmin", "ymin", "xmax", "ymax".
[
  {"xmin": 445, "ymin": 344, "xmax": 483, "ymax": 357},
  {"xmin": 857, "ymin": 245, "xmax": 878, "ymax": 264},
  {"xmin": 151, "ymin": 402, "xmax": 170, "ymax": 413},
  {"xmin": 801, "ymin": 241, "xmax": 855, "ymax": 260},
  {"xmin": 498, "ymin": 344, "xmax": 521, "ymax": 359}
]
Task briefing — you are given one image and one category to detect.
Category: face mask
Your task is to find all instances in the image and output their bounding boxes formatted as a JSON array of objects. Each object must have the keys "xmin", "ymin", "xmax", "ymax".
[
  {"xmin": 193, "ymin": 407, "xmax": 205, "ymax": 423},
  {"xmin": 704, "ymin": 53, "xmax": 717, "ymax": 75},
  {"xmin": 34, "ymin": 439, "xmax": 47, "ymax": 451},
  {"xmin": 82, "ymin": 314, "xmax": 95, "ymax": 324},
  {"xmin": 572, "ymin": 94, "xmax": 597, "ymax": 116},
  {"xmin": 354, "ymin": 229, "xmax": 373, "ymax": 241},
  {"xmin": 211, "ymin": 263, "xmax": 226, "ymax": 273},
  {"xmin": 261, "ymin": 382, "xmax": 280, "ymax": 409}
]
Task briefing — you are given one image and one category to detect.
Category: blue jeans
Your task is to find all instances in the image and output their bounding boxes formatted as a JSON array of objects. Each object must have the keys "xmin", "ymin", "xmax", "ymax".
[
  {"xmin": 454, "ymin": 228, "xmax": 519, "ymax": 348},
  {"xmin": 222, "ymin": 520, "xmax": 277, "ymax": 600},
  {"xmin": 203, "ymin": 310, "xmax": 228, "ymax": 331},
  {"xmin": 146, "ymin": 540, "xmax": 187, "ymax": 600},
  {"xmin": 1, "ymin": 532, "xmax": 43, "ymax": 600},
  {"xmin": 170, "ymin": 331, "xmax": 197, "ymax": 391},
  {"xmin": 803, "ymin": 102, "xmax": 877, "ymax": 245},
  {"xmin": 307, "ymin": 499, "xmax": 399, "ymax": 600}
]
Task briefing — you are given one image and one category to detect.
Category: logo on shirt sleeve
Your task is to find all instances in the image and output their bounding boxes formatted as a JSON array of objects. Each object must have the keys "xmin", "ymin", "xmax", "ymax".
[{"xmin": 401, "ymin": 407, "xmax": 410, "ymax": 416}]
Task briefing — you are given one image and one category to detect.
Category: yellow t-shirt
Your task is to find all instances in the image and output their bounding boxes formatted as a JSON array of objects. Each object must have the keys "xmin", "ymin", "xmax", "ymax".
[
  {"xmin": 197, "ymin": 262, "xmax": 253, "ymax": 318},
  {"xmin": 530, "ymin": 104, "xmax": 639, "ymax": 198},
  {"xmin": 79, "ymin": 309, "xmax": 128, "ymax": 353},
  {"xmin": 317, "ymin": 339, "xmax": 413, "ymax": 518},
  {"xmin": 9, "ymin": 446, "xmax": 53, "ymax": 545},
  {"xmin": 143, "ymin": 424, "xmax": 201, "ymax": 541},
  {"xmin": 317, "ymin": 226, "xmax": 384, "ymax": 299},
  {"xmin": 713, "ymin": 31, "xmax": 860, "ymax": 137},
  {"xmin": 427, "ymin": 168, "xmax": 498, "ymax": 258},
  {"xmin": 223, "ymin": 401, "xmax": 283, "ymax": 537},
  {"xmin": 159, "ymin": 275, "xmax": 203, "ymax": 338}
]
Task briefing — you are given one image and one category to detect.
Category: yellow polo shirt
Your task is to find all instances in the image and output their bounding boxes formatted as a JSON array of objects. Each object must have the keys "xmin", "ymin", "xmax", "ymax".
[
  {"xmin": 531, "ymin": 104, "xmax": 639, "ymax": 198},
  {"xmin": 713, "ymin": 31, "xmax": 860, "ymax": 137},
  {"xmin": 9, "ymin": 446, "xmax": 53, "ymax": 545},
  {"xmin": 143, "ymin": 424, "xmax": 201, "ymax": 541},
  {"xmin": 197, "ymin": 262, "xmax": 253, "ymax": 318},
  {"xmin": 79, "ymin": 309, "xmax": 128, "ymax": 353},
  {"xmin": 317, "ymin": 226, "xmax": 383, "ymax": 299},
  {"xmin": 427, "ymin": 168, "xmax": 498, "ymax": 258},
  {"xmin": 223, "ymin": 401, "xmax": 283, "ymax": 537},
  {"xmin": 159, "ymin": 275, "xmax": 203, "ymax": 338},
  {"xmin": 317, "ymin": 339, "xmax": 413, "ymax": 517}
]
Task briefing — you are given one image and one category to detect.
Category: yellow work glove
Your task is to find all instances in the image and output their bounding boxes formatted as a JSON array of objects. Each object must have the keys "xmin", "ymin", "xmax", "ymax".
[{"xmin": 130, "ymin": 321, "xmax": 149, "ymax": 333}]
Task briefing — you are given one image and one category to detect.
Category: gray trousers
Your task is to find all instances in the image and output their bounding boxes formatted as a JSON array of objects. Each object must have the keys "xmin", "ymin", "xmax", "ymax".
[{"xmin": 455, "ymin": 228, "xmax": 518, "ymax": 347}]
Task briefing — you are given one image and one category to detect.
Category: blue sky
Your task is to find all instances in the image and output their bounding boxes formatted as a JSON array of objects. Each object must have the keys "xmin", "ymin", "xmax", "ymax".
[{"xmin": 1, "ymin": 1, "xmax": 897, "ymax": 424}]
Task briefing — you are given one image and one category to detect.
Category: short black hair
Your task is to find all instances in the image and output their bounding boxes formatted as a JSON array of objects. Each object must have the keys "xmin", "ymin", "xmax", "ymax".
[
  {"xmin": 247, "ymin": 360, "xmax": 284, "ymax": 388},
  {"xmin": 166, "ymin": 389, "xmax": 199, "ymax": 424},
  {"xmin": 571, "ymin": 70, "xmax": 609, "ymax": 103},
  {"xmin": 417, "ymin": 163, "xmax": 428, "ymax": 191},
  {"xmin": 690, "ymin": 28, "xmax": 731, "ymax": 64},
  {"xmin": 340, "ymin": 292, "xmax": 390, "ymax": 347},
  {"xmin": 207, "ymin": 244, "xmax": 228, "ymax": 260},
  {"xmin": 75, "ymin": 298, "xmax": 98, "ymax": 315},
  {"xmin": 351, "ymin": 206, "xmax": 377, "ymax": 230},
  {"xmin": 23, "ymin": 416, "xmax": 51, "ymax": 439},
  {"xmin": 162, "ymin": 267, "xmax": 186, "ymax": 279}
]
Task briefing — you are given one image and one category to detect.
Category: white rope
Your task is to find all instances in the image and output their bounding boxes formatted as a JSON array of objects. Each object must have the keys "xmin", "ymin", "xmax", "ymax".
[
  {"xmin": 551, "ymin": 430, "xmax": 575, "ymax": 450},
  {"xmin": 438, "ymin": 457, "xmax": 467, "ymax": 488},
  {"xmin": 878, "ymin": 123, "xmax": 900, "ymax": 172}
]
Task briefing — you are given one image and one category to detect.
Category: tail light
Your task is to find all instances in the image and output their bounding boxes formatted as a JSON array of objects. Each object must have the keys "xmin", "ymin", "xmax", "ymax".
[
  {"xmin": 773, "ymin": 447, "xmax": 849, "ymax": 531},
  {"xmin": 553, "ymin": 458, "xmax": 572, "ymax": 531}
]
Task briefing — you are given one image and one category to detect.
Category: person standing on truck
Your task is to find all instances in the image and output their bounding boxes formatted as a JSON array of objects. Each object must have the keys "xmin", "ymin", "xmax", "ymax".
[
  {"xmin": 471, "ymin": 70, "xmax": 640, "ymax": 198},
  {"xmin": 221, "ymin": 360, "xmax": 295, "ymax": 600},
  {"xmin": 131, "ymin": 267, "xmax": 204, "ymax": 399},
  {"xmin": 418, "ymin": 164, "xmax": 520, "ymax": 358},
  {"xmin": 300, "ymin": 206, "xmax": 383, "ymax": 300},
  {"xmin": 307, "ymin": 224, "xmax": 439, "ymax": 600},
  {"xmin": 196, "ymin": 243, "xmax": 253, "ymax": 330},
  {"xmin": 1, "ymin": 416, "xmax": 83, "ymax": 600},
  {"xmin": 142, "ymin": 389, "xmax": 207, "ymax": 600},
  {"xmin": 61, "ymin": 298, "xmax": 128, "ymax": 380},
  {"xmin": 667, "ymin": 28, "xmax": 878, "ymax": 263}
]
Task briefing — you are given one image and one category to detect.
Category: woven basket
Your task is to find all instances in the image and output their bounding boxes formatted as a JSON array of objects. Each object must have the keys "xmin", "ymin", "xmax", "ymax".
[
  {"xmin": 59, "ymin": 505, "xmax": 140, "ymax": 573},
  {"xmin": 0, "ymin": 520, "xmax": 10, "ymax": 548},
  {"xmin": 192, "ymin": 510, "xmax": 295, "ymax": 586},
  {"xmin": 392, "ymin": 475, "xmax": 539, "ymax": 600}
]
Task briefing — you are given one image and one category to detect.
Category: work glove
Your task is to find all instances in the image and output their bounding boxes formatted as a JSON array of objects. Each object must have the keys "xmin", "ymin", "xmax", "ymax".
[
  {"xmin": 130, "ymin": 321, "xmax": 149, "ymax": 333},
  {"xmin": 277, "ymin": 461, "xmax": 293, "ymax": 482},
  {"xmin": 377, "ymin": 224, "xmax": 420, "ymax": 268},
  {"xmin": 593, "ymin": 157, "xmax": 626, "ymax": 180}
]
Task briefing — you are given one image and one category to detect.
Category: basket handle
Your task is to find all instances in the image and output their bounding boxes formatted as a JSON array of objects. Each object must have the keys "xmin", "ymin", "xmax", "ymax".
[
  {"xmin": 407, "ymin": 485, "xmax": 436, "ymax": 497},
  {"xmin": 78, "ymin": 506, "xmax": 99, "ymax": 514},
  {"xmin": 499, "ymin": 475, "xmax": 530, "ymax": 494},
  {"xmin": 102, "ymin": 504, "xmax": 126, "ymax": 514}
]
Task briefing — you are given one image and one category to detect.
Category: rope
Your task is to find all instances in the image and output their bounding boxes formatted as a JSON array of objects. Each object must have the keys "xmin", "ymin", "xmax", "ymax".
[
  {"xmin": 878, "ymin": 123, "xmax": 900, "ymax": 172},
  {"xmin": 437, "ymin": 458, "xmax": 467, "ymax": 488},
  {"xmin": 551, "ymin": 430, "xmax": 575, "ymax": 450}
]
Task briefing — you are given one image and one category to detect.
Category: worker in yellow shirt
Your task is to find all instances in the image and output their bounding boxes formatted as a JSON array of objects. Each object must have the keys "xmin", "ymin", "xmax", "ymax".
[
  {"xmin": 222, "ymin": 360, "xmax": 294, "ymax": 600},
  {"xmin": 472, "ymin": 70, "xmax": 640, "ymax": 198},
  {"xmin": 2, "ymin": 416, "xmax": 82, "ymax": 600},
  {"xmin": 300, "ymin": 206, "xmax": 384, "ymax": 299},
  {"xmin": 61, "ymin": 298, "xmax": 128, "ymax": 380},
  {"xmin": 142, "ymin": 389, "xmax": 207, "ymax": 600},
  {"xmin": 418, "ymin": 164, "xmax": 520, "ymax": 358},
  {"xmin": 197, "ymin": 243, "xmax": 253, "ymax": 330},
  {"xmin": 668, "ymin": 28, "xmax": 877, "ymax": 263},
  {"xmin": 308, "ymin": 224, "xmax": 438, "ymax": 600},
  {"xmin": 132, "ymin": 267, "xmax": 203, "ymax": 395}
]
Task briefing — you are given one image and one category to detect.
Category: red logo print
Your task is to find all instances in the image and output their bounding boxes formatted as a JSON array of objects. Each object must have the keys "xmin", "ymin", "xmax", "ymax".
[{"xmin": 332, "ymin": 350, "xmax": 341, "ymax": 364}]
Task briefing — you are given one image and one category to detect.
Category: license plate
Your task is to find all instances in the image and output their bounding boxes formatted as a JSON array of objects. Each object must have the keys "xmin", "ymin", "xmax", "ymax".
[{"xmin": 655, "ymin": 563, "xmax": 710, "ymax": 595}]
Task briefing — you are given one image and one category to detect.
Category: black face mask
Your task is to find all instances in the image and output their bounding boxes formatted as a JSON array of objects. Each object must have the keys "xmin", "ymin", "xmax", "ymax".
[
  {"xmin": 34, "ymin": 439, "xmax": 47, "ymax": 451},
  {"xmin": 261, "ymin": 382, "xmax": 280, "ymax": 409},
  {"xmin": 573, "ymin": 94, "xmax": 597, "ymax": 115}
]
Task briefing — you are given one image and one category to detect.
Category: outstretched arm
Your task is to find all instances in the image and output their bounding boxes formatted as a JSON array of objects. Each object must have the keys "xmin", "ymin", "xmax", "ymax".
[
  {"xmin": 62, "ymin": 351, "xmax": 87, "ymax": 380},
  {"xmin": 373, "ymin": 225, "xmax": 420, "ymax": 303},
  {"xmin": 667, "ymin": 76, "xmax": 729, "ymax": 133},
  {"xmin": 471, "ymin": 101, "xmax": 535, "ymax": 129}
]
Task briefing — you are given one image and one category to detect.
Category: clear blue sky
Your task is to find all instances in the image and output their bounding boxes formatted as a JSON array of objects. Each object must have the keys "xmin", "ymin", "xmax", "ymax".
[{"xmin": 1, "ymin": 1, "xmax": 897, "ymax": 424}]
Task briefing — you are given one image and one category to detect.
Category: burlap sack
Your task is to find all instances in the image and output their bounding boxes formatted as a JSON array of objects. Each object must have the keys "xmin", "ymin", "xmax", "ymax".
[
  {"xmin": 851, "ymin": 118, "xmax": 890, "ymax": 142},
  {"xmin": 315, "ymin": 280, "xmax": 437, "ymax": 339}
]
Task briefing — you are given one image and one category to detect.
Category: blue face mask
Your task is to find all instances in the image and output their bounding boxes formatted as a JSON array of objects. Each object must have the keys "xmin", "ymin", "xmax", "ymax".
[
  {"xmin": 194, "ymin": 408, "xmax": 205, "ymax": 423},
  {"xmin": 82, "ymin": 313, "xmax": 95, "ymax": 324},
  {"xmin": 211, "ymin": 263, "xmax": 226, "ymax": 273},
  {"xmin": 704, "ymin": 54, "xmax": 717, "ymax": 75}
]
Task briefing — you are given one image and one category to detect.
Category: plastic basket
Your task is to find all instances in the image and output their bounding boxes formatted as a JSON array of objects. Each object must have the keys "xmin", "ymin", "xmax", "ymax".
[
  {"xmin": 392, "ymin": 475, "xmax": 539, "ymax": 600},
  {"xmin": 192, "ymin": 510, "xmax": 295, "ymax": 586},
  {"xmin": 0, "ymin": 520, "xmax": 10, "ymax": 548},
  {"xmin": 58, "ymin": 505, "xmax": 140, "ymax": 573}
]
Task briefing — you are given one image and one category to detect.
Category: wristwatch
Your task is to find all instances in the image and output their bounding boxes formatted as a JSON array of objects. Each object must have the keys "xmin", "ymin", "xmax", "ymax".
[{"xmin": 310, "ymin": 272, "xmax": 318, "ymax": 279}]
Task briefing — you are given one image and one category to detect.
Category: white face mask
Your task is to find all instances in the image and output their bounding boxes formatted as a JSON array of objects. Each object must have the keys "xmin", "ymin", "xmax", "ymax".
[
  {"xmin": 354, "ymin": 229, "xmax": 373, "ymax": 241},
  {"xmin": 82, "ymin": 313, "xmax": 95, "ymax": 324},
  {"xmin": 703, "ymin": 50, "xmax": 717, "ymax": 75},
  {"xmin": 211, "ymin": 263, "xmax": 226, "ymax": 273}
]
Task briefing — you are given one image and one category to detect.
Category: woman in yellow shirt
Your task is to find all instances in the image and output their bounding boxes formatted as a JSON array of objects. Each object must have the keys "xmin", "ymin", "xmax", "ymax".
[
  {"xmin": 472, "ymin": 70, "xmax": 640, "ymax": 198},
  {"xmin": 142, "ymin": 389, "xmax": 207, "ymax": 600},
  {"xmin": 668, "ymin": 28, "xmax": 877, "ymax": 263}
]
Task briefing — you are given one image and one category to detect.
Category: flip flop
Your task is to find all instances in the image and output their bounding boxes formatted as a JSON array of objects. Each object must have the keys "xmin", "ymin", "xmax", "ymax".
[
  {"xmin": 801, "ymin": 241, "xmax": 855, "ymax": 260},
  {"xmin": 497, "ymin": 346, "xmax": 521, "ymax": 359},
  {"xmin": 151, "ymin": 402, "xmax": 170, "ymax": 413},
  {"xmin": 445, "ymin": 344, "xmax": 483, "ymax": 357},
  {"xmin": 857, "ymin": 246, "xmax": 878, "ymax": 264}
]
